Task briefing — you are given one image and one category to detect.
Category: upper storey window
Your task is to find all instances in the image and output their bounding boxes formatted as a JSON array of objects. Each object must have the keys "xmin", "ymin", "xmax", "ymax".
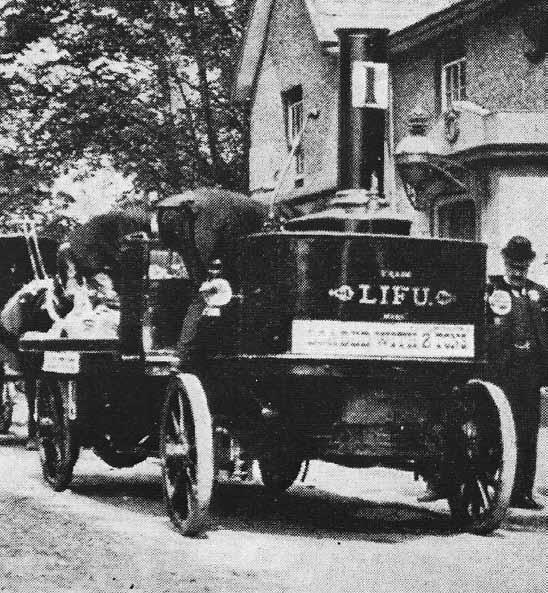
[
  {"xmin": 283, "ymin": 85, "xmax": 304, "ymax": 179},
  {"xmin": 442, "ymin": 57, "xmax": 467, "ymax": 110},
  {"xmin": 437, "ymin": 31, "xmax": 466, "ymax": 112}
]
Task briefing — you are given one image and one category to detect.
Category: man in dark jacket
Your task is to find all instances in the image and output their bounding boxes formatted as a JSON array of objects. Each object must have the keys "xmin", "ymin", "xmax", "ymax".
[
  {"xmin": 486, "ymin": 235, "xmax": 548, "ymax": 510},
  {"xmin": 155, "ymin": 187, "xmax": 271, "ymax": 370},
  {"xmin": 65, "ymin": 207, "xmax": 150, "ymax": 290}
]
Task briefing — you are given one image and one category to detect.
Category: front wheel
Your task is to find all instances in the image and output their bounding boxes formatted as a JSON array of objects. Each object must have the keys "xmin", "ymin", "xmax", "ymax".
[
  {"xmin": 36, "ymin": 376, "xmax": 80, "ymax": 491},
  {"xmin": 159, "ymin": 373, "xmax": 213, "ymax": 536},
  {"xmin": 447, "ymin": 380, "xmax": 516, "ymax": 534}
]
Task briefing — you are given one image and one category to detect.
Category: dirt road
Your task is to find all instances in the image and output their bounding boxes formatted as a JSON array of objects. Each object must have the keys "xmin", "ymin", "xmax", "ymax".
[{"xmin": 0, "ymin": 425, "xmax": 547, "ymax": 593}]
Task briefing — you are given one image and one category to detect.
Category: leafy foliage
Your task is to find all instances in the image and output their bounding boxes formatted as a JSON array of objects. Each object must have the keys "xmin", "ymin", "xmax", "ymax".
[{"xmin": 0, "ymin": 0, "xmax": 252, "ymax": 217}]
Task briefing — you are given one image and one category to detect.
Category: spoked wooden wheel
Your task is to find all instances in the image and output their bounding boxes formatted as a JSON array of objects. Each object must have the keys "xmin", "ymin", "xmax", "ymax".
[
  {"xmin": 159, "ymin": 373, "xmax": 213, "ymax": 536},
  {"xmin": 447, "ymin": 380, "xmax": 516, "ymax": 534},
  {"xmin": 37, "ymin": 375, "xmax": 80, "ymax": 491}
]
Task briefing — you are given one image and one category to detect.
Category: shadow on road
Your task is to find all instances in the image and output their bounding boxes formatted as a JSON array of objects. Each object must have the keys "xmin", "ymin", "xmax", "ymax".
[
  {"xmin": 69, "ymin": 468, "xmax": 165, "ymax": 517},
  {"xmin": 26, "ymin": 449, "xmax": 548, "ymax": 540},
  {"xmin": 68, "ymin": 469, "xmax": 460, "ymax": 543},
  {"xmin": 208, "ymin": 483, "xmax": 457, "ymax": 543}
]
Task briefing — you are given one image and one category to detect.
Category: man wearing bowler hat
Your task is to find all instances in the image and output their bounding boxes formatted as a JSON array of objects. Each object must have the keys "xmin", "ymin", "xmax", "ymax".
[{"xmin": 486, "ymin": 235, "xmax": 548, "ymax": 509}]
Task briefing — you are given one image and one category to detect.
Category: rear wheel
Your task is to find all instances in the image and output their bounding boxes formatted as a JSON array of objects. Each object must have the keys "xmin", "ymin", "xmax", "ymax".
[
  {"xmin": 37, "ymin": 376, "xmax": 80, "ymax": 491},
  {"xmin": 159, "ymin": 373, "xmax": 213, "ymax": 536},
  {"xmin": 447, "ymin": 380, "xmax": 516, "ymax": 534}
]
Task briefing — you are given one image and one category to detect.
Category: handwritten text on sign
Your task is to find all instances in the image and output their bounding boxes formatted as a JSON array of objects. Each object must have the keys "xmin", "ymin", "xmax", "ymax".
[{"xmin": 291, "ymin": 320, "xmax": 474, "ymax": 358}]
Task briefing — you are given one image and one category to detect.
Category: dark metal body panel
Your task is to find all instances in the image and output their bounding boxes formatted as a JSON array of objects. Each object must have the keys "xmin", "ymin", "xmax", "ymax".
[{"xmin": 237, "ymin": 231, "xmax": 486, "ymax": 359}]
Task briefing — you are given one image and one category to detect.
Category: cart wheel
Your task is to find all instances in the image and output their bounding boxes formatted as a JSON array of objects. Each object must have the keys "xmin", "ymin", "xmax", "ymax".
[
  {"xmin": 37, "ymin": 376, "xmax": 80, "ymax": 491},
  {"xmin": 259, "ymin": 449, "xmax": 304, "ymax": 494},
  {"xmin": 0, "ymin": 381, "xmax": 15, "ymax": 434},
  {"xmin": 447, "ymin": 379, "xmax": 516, "ymax": 534},
  {"xmin": 159, "ymin": 373, "xmax": 213, "ymax": 536}
]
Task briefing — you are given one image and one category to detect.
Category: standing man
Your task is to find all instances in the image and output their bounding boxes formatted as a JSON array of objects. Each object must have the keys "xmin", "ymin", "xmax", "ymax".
[{"xmin": 486, "ymin": 235, "xmax": 548, "ymax": 510}]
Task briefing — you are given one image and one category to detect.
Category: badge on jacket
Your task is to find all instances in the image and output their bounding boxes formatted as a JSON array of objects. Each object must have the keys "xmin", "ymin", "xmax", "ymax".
[
  {"xmin": 528, "ymin": 289, "xmax": 540, "ymax": 302},
  {"xmin": 489, "ymin": 290, "xmax": 511, "ymax": 315}
]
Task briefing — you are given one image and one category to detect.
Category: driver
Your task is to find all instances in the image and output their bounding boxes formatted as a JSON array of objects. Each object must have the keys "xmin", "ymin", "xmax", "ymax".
[{"xmin": 155, "ymin": 187, "xmax": 274, "ymax": 371}]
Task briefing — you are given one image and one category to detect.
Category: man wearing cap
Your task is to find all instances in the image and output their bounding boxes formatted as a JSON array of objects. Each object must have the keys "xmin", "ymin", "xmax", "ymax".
[{"xmin": 486, "ymin": 235, "xmax": 548, "ymax": 510}]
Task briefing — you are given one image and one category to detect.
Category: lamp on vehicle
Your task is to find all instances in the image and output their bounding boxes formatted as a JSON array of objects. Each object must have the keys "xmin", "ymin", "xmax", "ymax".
[
  {"xmin": 395, "ymin": 106, "xmax": 467, "ymax": 211},
  {"xmin": 200, "ymin": 277, "xmax": 233, "ymax": 307}
]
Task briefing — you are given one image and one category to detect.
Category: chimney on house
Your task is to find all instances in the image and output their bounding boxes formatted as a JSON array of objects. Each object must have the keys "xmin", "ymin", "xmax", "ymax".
[{"xmin": 336, "ymin": 28, "xmax": 388, "ymax": 195}]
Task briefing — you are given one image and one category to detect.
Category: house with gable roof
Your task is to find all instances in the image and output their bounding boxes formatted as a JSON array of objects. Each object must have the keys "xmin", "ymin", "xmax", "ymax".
[{"xmin": 234, "ymin": 0, "xmax": 547, "ymax": 279}]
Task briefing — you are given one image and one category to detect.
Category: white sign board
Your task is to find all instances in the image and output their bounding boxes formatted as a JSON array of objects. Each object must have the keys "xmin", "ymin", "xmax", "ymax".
[
  {"xmin": 351, "ymin": 61, "xmax": 388, "ymax": 109},
  {"xmin": 292, "ymin": 320, "xmax": 474, "ymax": 359},
  {"xmin": 42, "ymin": 351, "xmax": 81, "ymax": 374}
]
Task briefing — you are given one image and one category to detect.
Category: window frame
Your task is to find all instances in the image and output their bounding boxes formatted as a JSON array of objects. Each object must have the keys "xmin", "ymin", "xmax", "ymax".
[
  {"xmin": 282, "ymin": 85, "xmax": 305, "ymax": 181},
  {"xmin": 441, "ymin": 56, "xmax": 467, "ymax": 111}
]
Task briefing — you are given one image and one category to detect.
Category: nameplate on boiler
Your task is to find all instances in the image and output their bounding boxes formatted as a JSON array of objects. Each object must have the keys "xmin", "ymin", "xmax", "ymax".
[
  {"xmin": 291, "ymin": 320, "xmax": 475, "ymax": 359},
  {"xmin": 42, "ymin": 351, "xmax": 81, "ymax": 374}
]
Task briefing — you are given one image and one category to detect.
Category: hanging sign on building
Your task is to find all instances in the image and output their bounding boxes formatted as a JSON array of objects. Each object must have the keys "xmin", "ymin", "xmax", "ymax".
[{"xmin": 351, "ymin": 61, "xmax": 388, "ymax": 109}]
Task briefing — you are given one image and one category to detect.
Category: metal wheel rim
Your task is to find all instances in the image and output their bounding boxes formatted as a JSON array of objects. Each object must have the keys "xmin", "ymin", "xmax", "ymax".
[
  {"xmin": 37, "ymin": 377, "xmax": 77, "ymax": 488},
  {"xmin": 160, "ymin": 373, "xmax": 213, "ymax": 536},
  {"xmin": 163, "ymin": 386, "xmax": 198, "ymax": 524},
  {"xmin": 448, "ymin": 380, "xmax": 516, "ymax": 533}
]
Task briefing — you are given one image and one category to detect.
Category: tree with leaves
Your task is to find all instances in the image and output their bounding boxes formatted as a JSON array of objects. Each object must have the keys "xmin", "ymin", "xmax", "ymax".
[{"xmin": 0, "ymin": 0, "xmax": 252, "ymax": 217}]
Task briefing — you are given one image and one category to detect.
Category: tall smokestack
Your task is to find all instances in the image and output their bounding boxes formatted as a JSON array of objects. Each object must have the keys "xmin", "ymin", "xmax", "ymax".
[{"xmin": 336, "ymin": 28, "xmax": 388, "ymax": 194}]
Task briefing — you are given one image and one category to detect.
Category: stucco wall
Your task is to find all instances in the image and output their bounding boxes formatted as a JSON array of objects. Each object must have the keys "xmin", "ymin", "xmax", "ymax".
[
  {"xmin": 485, "ymin": 164, "xmax": 548, "ymax": 283},
  {"xmin": 391, "ymin": 3, "xmax": 546, "ymax": 145},
  {"xmin": 249, "ymin": 0, "xmax": 339, "ymax": 202},
  {"xmin": 466, "ymin": 8, "xmax": 547, "ymax": 112},
  {"xmin": 390, "ymin": 2, "xmax": 547, "ymax": 242}
]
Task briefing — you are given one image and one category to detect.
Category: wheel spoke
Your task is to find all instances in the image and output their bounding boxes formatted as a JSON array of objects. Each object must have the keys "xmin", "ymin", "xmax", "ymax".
[
  {"xmin": 475, "ymin": 478, "xmax": 491, "ymax": 510},
  {"xmin": 36, "ymin": 377, "xmax": 78, "ymax": 491},
  {"xmin": 160, "ymin": 375, "xmax": 213, "ymax": 535},
  {"xmin": 448, "ymin": 381, "xmax": 517, "ymax": 534},
  {"xmin": 163, "ymin": 389, "xmax": 196, "ymax": 519},
  {"xmin": 170, "ymin": 410, "xmax": 179, "ymax": 437},
  {"xmin": 176, "ymin": 390, "xmax": 184, "ymax": 430}
]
